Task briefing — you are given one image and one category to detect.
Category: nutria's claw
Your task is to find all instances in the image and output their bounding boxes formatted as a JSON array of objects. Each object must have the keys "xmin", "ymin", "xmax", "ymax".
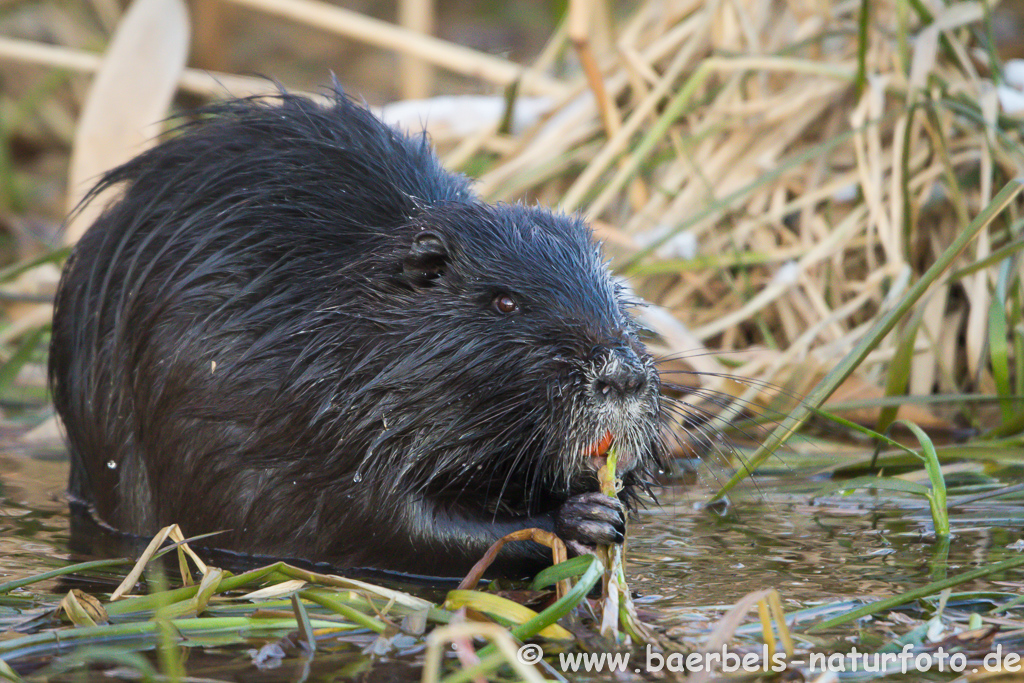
[{"xmin": 554, "ymin": 491, "xmax": 626, "ymax": 555}]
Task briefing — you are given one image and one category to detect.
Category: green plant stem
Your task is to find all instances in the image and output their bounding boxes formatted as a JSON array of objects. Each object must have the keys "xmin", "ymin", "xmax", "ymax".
[{"xmin": 0, "ymin": 558, "xmax": 135, "ymax": 595}]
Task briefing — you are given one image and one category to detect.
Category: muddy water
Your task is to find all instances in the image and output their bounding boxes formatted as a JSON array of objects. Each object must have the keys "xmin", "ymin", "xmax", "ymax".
[
  {"xmin": 0, "ymin": 450, "xmax": 70, "ymax": 595},
  {"xmin": 630, "ymin": 484, "xmax": 1024, "ymax": 639},
  {"xmin": 3, "ymin": 447, "xmax": 1024, "ymax": 680}
]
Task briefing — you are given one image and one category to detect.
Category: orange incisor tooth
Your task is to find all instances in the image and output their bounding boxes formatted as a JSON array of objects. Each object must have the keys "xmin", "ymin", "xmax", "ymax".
[{"xmin": 587, "ymin": 430, "xmax": 614, "ymax": 458}]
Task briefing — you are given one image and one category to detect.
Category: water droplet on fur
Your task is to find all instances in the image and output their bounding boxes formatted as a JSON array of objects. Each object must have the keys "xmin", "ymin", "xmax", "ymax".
[
  {"xmin": 353, "ymin": 472, "xmax": 362, "ymax": 483},
  {"xmin": 106, "ymin": 460, "xmax": 116, "ymax": 469}
]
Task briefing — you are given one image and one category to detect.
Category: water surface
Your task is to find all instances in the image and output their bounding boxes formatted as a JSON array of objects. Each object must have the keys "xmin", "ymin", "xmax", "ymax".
[{"xmin": 3, "ymin": 447, "xmax": 1023, "ymax": 680}]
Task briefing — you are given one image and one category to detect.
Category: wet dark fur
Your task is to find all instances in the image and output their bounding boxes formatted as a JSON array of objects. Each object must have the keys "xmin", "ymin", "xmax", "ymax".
[{"xmin": 49, "ymin": 89, "xmax": 663, "ymax": 578}]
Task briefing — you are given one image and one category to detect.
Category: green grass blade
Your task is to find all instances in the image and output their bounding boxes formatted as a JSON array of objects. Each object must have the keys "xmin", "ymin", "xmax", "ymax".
[
  {"xmin": 892, "ymin": 419, "xmax": 949, "ymax": 535},
  {"xmin": 876, "ymin": 298, "xmax": 929, "ymax": 436},
  {"xmin": 0, "ymin": 558, "xmax": 134, "ymax": 594},
  {"xmin": 855, "ymin": 0, "xmax": 869, "ymax": 96},
  {"xmin": 989, "ymin": 280, "xmax": 1013, "ymax": 423},
  {"xmin": 290, "ymin": 593, "xmax": 316, "ymax": 652},
  {"xmin": 946, "ymin": 234, "xmax": 1024, "ymax": 281},
  {"xmin": 105, "ymin": 564, "xmax": 283, "ymax": 617},
  {"xmin": 530, "ymin": 554, "xmax": 593, "ymax": 590},
  {"xmin": 807, "ymin": 553, "xmax": 1024, "ymax": 633},
  {"xmin": 0, "ymin": 657, "xmax": 23, "ymax": 683},
  {"xmin": 712, "ymin": 177, "xmax": 1024, "ymax": 499},
  {"xmin": 300, "ymin": 588, "xmax": 389, "ymax": 634},
  {"xmin": 0, "ymin": 247, "xmax": 71, "ymax": 285}
]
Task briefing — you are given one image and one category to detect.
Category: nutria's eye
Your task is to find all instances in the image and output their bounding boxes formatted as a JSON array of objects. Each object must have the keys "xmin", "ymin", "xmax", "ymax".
[{"xmin": 493, "ymin": 294, "xmax": 519, "ymax": 314}]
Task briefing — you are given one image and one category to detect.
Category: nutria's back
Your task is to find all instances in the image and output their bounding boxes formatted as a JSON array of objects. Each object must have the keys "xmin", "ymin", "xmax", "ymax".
[{"xmin": 50, "ymin": 89, "xmax": 662, "ymax": 578}]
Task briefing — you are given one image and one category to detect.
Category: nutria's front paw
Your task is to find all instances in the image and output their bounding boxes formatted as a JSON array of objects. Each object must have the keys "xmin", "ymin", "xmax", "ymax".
[{"xmin": 554, "ymin": 491, "xmax": 626, "ymax": 557}]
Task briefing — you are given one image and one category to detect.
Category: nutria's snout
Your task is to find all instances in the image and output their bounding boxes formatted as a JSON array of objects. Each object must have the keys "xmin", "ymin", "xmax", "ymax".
[
  {"xmin": 590, "ymin": 344, "xmax": 650, "ymax": 401},
  {"xmin": 576, "ymin": 342, "xmax": 661, "ymax": 477}
]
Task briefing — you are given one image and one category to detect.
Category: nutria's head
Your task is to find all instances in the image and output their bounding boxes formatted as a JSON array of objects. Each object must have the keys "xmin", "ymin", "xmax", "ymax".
[{"xmin": 350, "ymin": 200, "xmax": 662, "ymax": 510}]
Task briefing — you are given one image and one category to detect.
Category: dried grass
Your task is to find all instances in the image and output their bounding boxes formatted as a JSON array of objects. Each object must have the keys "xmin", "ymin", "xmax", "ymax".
[
  {"xmin": 462, "ymin": 0, "xmax": 1024, "ymax": 433},
  {"xmin": 1, "ymin": 0, "xmax": 1022, "ymax": 438}
]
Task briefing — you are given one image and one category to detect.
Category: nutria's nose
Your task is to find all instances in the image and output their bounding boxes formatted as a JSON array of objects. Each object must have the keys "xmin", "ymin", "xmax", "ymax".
[{"xmin": 591, "ymin": 346, "xmax": 647, "ymax": 400}]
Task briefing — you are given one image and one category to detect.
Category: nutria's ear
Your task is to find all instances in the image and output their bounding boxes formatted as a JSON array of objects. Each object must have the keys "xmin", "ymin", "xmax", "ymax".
[{"xmin": 403, "ymin": 230, "xmax": 449, "ymax": 285}]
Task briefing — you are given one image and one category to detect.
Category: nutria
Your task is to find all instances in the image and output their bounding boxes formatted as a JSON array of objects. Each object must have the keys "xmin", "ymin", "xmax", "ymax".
[{"xmin": 49, "ymin": 88, "xmax": 663, "ymax": 578}]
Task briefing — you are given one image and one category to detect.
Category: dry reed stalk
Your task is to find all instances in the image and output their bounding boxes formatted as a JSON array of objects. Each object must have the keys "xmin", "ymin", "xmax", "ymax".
[
  {"xmin": 440, "ymin": 13, "xmax": 572, "ymax": 170},
  {"xmin": 220, "ymin": 0, "xmax": 568, "ymax": 98},
  {"xmin": 560, "ymin": 31, "xmax": 703, "ymax": 211},
  {"xmin": 477, "ymin": 10, "xmax": 704, "ymax": 198},
  {"xmin": 191, "ymin": 0, "xmax": 228, "ymax": 71},
  {"xmin": 569, "ymin": 0, "xmax": 619, "ymax": 139},
  {"xmin": 0, "ymin": 37, "xmax": 304, "ymax": 99},
  {"xmin": 398, "ymin": 0, "xmax": 434, "ymax": 100},
  {"xmin": 567, "ymin": 0, "xmax": 647, "ymax": 209}
]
